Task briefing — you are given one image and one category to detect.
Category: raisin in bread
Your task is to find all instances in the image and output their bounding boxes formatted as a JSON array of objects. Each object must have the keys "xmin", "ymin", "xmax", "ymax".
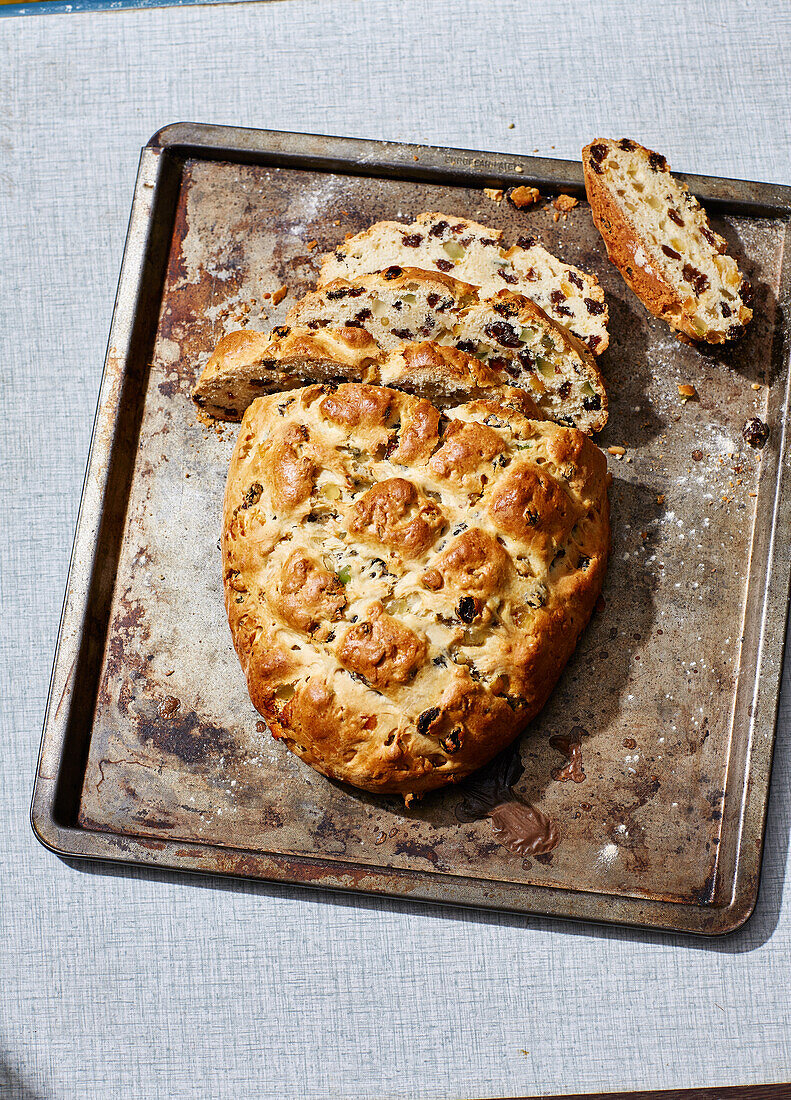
[
  {"xmin": 287, "ymin": 267, "xmax": 478, "ymax": 351},
  {"xmin": 582, "ymin": 139, "xmax": 752, "ymax": 343},
  {"xmin": 224, "ymin": 383, "xmax": 610, "ymax": 799},
  {"xmin": 193, "ymin": 325, "xmax": 543, "ymax": 421},
  {"xmin": 318, "ymin": 212, "xmax": 610, "ymax": 354}
]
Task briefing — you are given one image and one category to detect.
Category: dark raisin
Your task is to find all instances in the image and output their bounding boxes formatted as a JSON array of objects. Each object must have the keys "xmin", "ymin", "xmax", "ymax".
[
  {"xmin": 558, "ymin": 381, "xmax": 571, "ymax": 398},
  {"xmin": 484, "ymin": 321, "xmax": 521, "ymax": 348},
  {"xmin": 480, "ymin": 237, "xmax": 498, "ymax": 247},
  {"xmin": 741, "ymin": 281, "xmax": 753, "ymax": 306},
  {"xmin": 273, "ymin": 325, "xmax": 290, "ymax": 338},
  {"xmin": 721, "ymin": 302, "xmax": 732, "ymax": 318},
  {"xmin": 334, "ymin": 250, "xmax": 345, "ymax": 262},
  {"xmin": 550, "ymin": 289, "xmax": 565, "ymax": 306},
  {"xmin": 498, "ymin": 270, "xmax": 518, "ymax": 285},
  {"xmin": 742, "ymin": 417, "xmax": 769, "ymax": 449},
  {"xmin": 193, "ymin": 395, "xmax": 206, "ymax": 407},
  {"xmin": 551, "ymin": 547, "xmax": 567, "ymax": 567},
  {"xmin": 326, "ymin": 288, "xmax": 349, "ymax": 300},
  {"xmin": 556, "ymin": 415, "xmax": 576, "ymax": 427},
  {"xmin": 392, "ymin": 300, "xmax": 403, "ymax": 311},
  {"xmin": 457, "ymin": 596, "xmax": 477, "ymax": 623},
  {"xmin": 428, "ymin": 220, "xmax": 449, "ymax": 238},
  {"xmin": 578, "ymin": 554, "xmax": 591, "ymax": 569},
  {"xmin": 568, "ymin": 271, "xmax": 584, "ymax": 290},
  {"xmin": 517, "ymin": 347, "xmax": 535, "ymax": 370},
  {"xmin": 555, "ymin": 304, "xmax": 573, "ymax": 317},
  {"xmin": 700, "ymin": 226, "xmax": 718, "ymax": 248},
  {"xmin": 355, "ymin": 308, "xmax": 373, "ymax": 321},
  {"xmin": 435, "ymin": 259, "xmax": 454, "ymax": 272},
  {"xmin": 668, "ymin": 209, "xmax": 685, "ymax": 227},
  {"xmin": 587, "ymin": 335, "xmax": 602, "ymax": 352},
  {"xmin": 691, "ymin": 449, "xmax": 704, "ymax": 461},
  {"xmin": 456, "ymin": 340, "xmax": 476, "ymax": 354},
  {"xmin": 426, "ymin": 293, "xmax": 440, "ymax": 308},
  {"xmin": 403, "ymin": 233, "xmax": 424, "ymax": 247},
  {"xmin": 493, "ymin": 357, "xmax": 519, "ymax": 378},
  {"xmin": 416, "ymin": 707, "xmax": 440, "ymax": 735},
  {"xmin": 661, "ymin": 245, "xmax": 681, "ymax": 260},
  {"xmin": 618, "ymin": 139, "xmax": 636, "ymax": 151},
  {"xmin": 440, "ymin": 729, "xmax": 463, "ymax": 754},
  {"xmin": 384, "ymin": 434, "xmax": 399, "ymax": 459},
  {"xmin": 584, "ymin": 297, "xmax": 605, "ymax": 315},
  {"xmin": 493, "ymin": 298, "xmax": 519, "ymax": 317},
  {"xmin": 392, "ymin": 328, "xmax": 413, "ymax": 340},
  {"xmin": 729, "ymin": 323, "xmax": 746, "ymax": 341},
  {"xmin": 582, "ymin": 393, "xmax": 602, "ymax": 411},
  {"xmin": 432, "ymin": 655, "xmax": 447, "ymax": 667},
  {"xmin": 516, "ymin": 234, "xmax": 538, "ymax": 250},
  {"xmin": 459, "ymin": 236, "xmax": 473, "ymax": 247},
  {"xmin": 345, "ymin": 319, "xmax": 366, "ymax": 328},
  {"xmin": 682, "ymin": 263, "xmax": 709, "ymax": 294},
  {"xmin": 450, "ymin": 223, "xmax": 466, "ymax": 233},
  {"xmin": 383, "ymin": 266, "xmax": 403, "ymax": 279},
  {"xmin": 648, "ymin": 151, "xmax": 668, "ymax": 171},
  {"xmin": 589, "ymin": 143, "xmax": 607, "ymax": 163},
  {"xmin": 439, "ymin": 297, "xmax": 453, "ymax": 311},
  {"xmin": 241, "ymin": 482, "xmax": 263, "ymax": 508}
]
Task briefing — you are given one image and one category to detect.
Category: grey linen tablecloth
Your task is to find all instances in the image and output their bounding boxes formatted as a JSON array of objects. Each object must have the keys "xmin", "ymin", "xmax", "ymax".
[{"xmin": 1, "ymin": 2, "xmax": 791, "ymax": 1097}]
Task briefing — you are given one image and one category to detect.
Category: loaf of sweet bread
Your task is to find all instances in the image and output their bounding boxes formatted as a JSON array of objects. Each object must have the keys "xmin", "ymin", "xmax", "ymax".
[{"xmin": 582, "ymin": 139, "xmax": 752, "ymax": 343}]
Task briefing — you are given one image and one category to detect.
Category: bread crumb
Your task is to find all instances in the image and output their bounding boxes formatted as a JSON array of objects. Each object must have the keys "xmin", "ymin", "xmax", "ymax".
[
  {"xmin": 678, "ymin": 383, "xmax": 698, "ymax": 399},
  {"xmin": 553, "ymin": 194, "xmax": 578, "ymax": 213},
  {"xmin": 508, "ymin": 185, "xmax": 540, "ymax": 208},
  {"xmin": 306, "ymin": 240, "xmax": 318, "ymax": 250},
  {"xmin": 553, "ymin": 211, "xmax": 561, "ymax": 222},
  {"xmin": 751, "ymin": 382, "xmax": 762, "ymax": 390},
  {"xmin": 607, "ymin": 445, "xmax": 626, "ymax": 458},
  {"xmin": 272, "ymin": 285, "xmax": 288, "ymax": 306},
  {"xmin": 484, "ymin": 187, "xmax": 504, "ymax": 202}
]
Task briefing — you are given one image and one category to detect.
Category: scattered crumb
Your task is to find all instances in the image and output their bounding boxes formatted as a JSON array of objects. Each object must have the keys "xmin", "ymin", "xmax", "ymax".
[
  {"xmin": 413, "ymin": 155, "xmax": 419, "ymax": 161},
  {"xmin": 553, "ymin": 194, "xmax": 578, "ymax": 213},
  {"xmin": 751, "ymin": 382, "xmax": 762, "ymax": 390},
  {"xmin": 306, "ymin": 240, "xmax": 318, "ymax": 250},
  {"xmin": 678, "ymin": 383, "xmax": 698, "ymax": 400},
  {"xmin": 508, "ymin": 185, "xmax": 540, "ymax": 208},
  {"xmin": 508, "ymin": 122, "xmax": 515, "ymax": 129},
  {"xmin": 344, "ymin": 232, "xmax": 355, "ymax": 241},
  {"xmin": 332, "ymin": 220, "xmax": 340, "ymax": 226},
  {"xmin": 340, "ymin": 209, "xmax": 349, "ymax": 216},
  {"xmin": 271, "ymin": 285, "xmax": 288, "ymax": 306},
  {"xmin": 607, "ymin": 445, "xmax": 626, "ymax": 458},
  {"xmin": 484, "ymin": 187, "xmax": 504, "ymax": 202},
  {"xmin": 262, "ymin": 292, "xmax": 271, "ymax": 300},
  {"xmin": 657, "ymin": 494, "xmax": 665, "ymax": 504},
  {"xmin": 553, "ymin": 211, "xmax": 561, "ymax": 222},
  {"xmin": 691, "ymin": 449, "xmax": 704, "ymax": 461},
  {"xmin": 165, "ymin": 669, "xmax": 174, "ymax": 676},
  {"xmin": 255, "ymin": 720, "xmax": 266, "ymax": 733},
  {"xmin": 514, "ymin": 165, "xmax": 524, "ymax": 173}
]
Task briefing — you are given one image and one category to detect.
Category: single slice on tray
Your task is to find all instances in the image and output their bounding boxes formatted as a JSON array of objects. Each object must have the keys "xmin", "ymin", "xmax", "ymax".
[
  {"xmin": 318, "ymin": 211, "xmax": 610, "ymax": 354},
  {"xmin": 582, "ymin": 138, "xmax": 752, "ymax": 343},
  {"xmin": 223, "ymin": 382, "xmax": 610, "ymax": 800},
  {"xmin": 192, "ymin": 324, "xmax": 543, "ymax": 420}
]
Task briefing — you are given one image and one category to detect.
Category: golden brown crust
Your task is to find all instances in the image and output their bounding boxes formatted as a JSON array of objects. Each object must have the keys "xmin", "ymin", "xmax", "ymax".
[
  {"xmin": 223, "ymin": 384, "xmax": 610, "ymax": 799},
  {"xmin": 582, "ymin": 138, "xmax": 752, "ymax": 343}
]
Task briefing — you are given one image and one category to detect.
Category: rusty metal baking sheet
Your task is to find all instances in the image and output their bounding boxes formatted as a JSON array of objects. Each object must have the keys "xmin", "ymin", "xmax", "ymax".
[{"xmin": 32, "ymin": 125, "xmax": 791, "ymax": 934}]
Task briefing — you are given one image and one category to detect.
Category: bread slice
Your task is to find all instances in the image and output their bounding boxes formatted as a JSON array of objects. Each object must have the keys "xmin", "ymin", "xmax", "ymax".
[
  {"xmin": 287, "ymin": 266, "xmax": 478, "ymax": 351},
  {"xmin": 582, "ymin": 139, "xmax": 752, "ymax": 343},
  {"xmin": 223, "ymin": 382, "xmax": 610, "ymax": 799},
  {"xmin": 318, "ymin": 212, "xmax": 610, "ymax": 354},
  {"xmin": 192, "ymin": 325, "xmax": 544, "ymax": 421}
]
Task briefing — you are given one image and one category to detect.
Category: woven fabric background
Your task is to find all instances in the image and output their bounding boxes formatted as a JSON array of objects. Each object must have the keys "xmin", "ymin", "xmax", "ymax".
[{"xmin": 1, "ymin": 2, "xmax": 790, "ymax": 1097}]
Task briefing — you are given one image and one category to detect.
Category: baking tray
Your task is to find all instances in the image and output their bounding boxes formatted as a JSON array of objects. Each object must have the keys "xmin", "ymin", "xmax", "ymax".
[{"xmin": 31, "ymin": 123, "xmax": 791, "ymax": 934}]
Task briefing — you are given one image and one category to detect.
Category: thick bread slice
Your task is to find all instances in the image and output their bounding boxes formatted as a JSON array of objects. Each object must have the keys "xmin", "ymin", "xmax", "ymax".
[
  {"xmin": 582, "ymin": 139, "xmax": 752, "ymax": 343},
  {"xmin": 287, "ymin": 266, "xmax": 478, "ymax": 351},
  {"xmin": 192, "ymin": 325, "xmax": 543, "ymax": 421},
  {"xmin": 449, "ymin": 291, "xmax": 607, "ymax": 431},
  {"xmin": 223, "ymin": 382, "xmax": 610, "ymax": 799},
  {"xmin": 318, "ymin": 211, "xmax": 609, "ymax": 354}
]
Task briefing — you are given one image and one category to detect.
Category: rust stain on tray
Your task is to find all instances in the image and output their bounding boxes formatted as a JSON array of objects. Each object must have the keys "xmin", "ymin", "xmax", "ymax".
[{"xmin": 78, "ymin": 156, "xmax": 787, "ymax": 911}]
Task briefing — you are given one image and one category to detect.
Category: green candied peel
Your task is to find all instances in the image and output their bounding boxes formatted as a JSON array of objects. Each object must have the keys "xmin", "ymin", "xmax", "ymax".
[
  {"xmin": 581, "ymin": 381, "xmax": 595, "ymax": 396},
  {"xmin": 336, "ymin": 566, "xmax": 351, "ymax": 585},
  {"xmin": 536, "ymin": 355, "xmax": 556, "ymax": 378},
  {"xmin": 443, "ymin": 240, "xmax": 466, "ymax": 261}
]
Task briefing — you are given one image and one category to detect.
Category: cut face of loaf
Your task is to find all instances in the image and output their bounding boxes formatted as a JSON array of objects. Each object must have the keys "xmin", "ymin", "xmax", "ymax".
[
  {"xmin": 318, "ymin": 212, "xmax": 609, "ymax": 355},
  {"xmin": 448, "ymin": 292, "xmax": 607, "ymax": 431},
  {"xmin": 192, "ymin": 325, "xmax": 544, "ymax": 421},
  {"xmin": 582, "ymin": 139, "xmax": 752, "ymax": 343},
  {"xmin": 286, "ymin": 270, "xmax": 607, "ymax": 433}
]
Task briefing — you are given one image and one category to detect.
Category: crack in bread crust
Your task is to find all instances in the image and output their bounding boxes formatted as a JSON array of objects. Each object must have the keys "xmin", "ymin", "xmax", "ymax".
[{"xmin": 224, "ymin": 383, "xmax": 610, "ymax": 800}]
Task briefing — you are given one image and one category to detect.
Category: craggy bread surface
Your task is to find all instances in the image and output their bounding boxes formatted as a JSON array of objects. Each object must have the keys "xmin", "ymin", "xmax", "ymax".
[{"xmin": 223, "ymin": 383, "xmax": 610, "ymax": 798}]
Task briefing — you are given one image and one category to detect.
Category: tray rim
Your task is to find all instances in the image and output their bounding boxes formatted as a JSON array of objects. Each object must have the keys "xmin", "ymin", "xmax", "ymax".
[{"xmin": 30, "ymin": 121, "xmax": 791, "ymax": 936}]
